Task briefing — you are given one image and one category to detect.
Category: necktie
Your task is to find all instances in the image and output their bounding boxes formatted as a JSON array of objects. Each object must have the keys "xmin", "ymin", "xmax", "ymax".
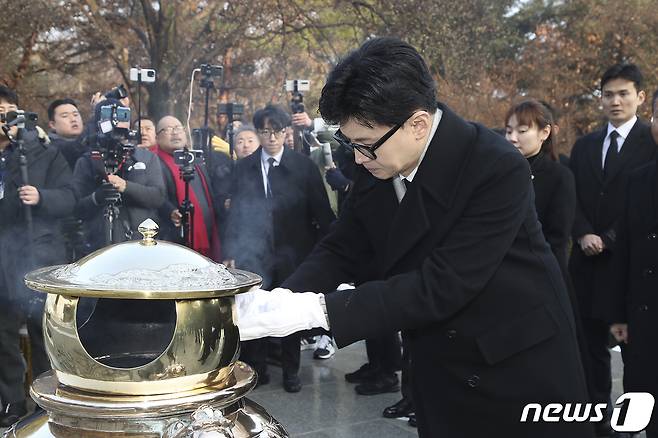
[
  {"xmin": 266, "ymin": 157, "xmax": 276, "ymax": 198},
  {"xmin": 603, "ymin": 131, "xmax": 620, "ymax": 177}
]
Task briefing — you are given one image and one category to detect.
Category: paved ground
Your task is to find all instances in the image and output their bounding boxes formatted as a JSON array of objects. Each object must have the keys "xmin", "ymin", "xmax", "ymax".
[
  {"xmin": 0, "ymin": 341, "xmax": 645, "ymax": 437},
  {"xmin": 249, "ymin": 343, "xmax": 643, "ymax": 437}
]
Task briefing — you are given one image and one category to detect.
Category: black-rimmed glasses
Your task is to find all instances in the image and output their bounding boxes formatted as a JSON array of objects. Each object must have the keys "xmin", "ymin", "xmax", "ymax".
[{"xmin": 333, "ymin": 122, "xmax": 404, "ymax": 160}]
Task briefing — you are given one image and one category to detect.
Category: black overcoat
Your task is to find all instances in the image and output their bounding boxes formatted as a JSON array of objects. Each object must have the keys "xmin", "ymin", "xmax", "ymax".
[
  {"xmin": 224, "ymin": 147, "xmax": 335, "ymax": 288},
  {"xmin": 530, "ymin": 151, "xmax": 576, "ymax": 276},
  {"xmin": 569, "ymin": 121, "xmax": 656, "ymax": 319},
  {"xmin": 0, "ymin": 132, "xmax": 75, "ymax": 303},
  {"xmin": 284, "ymin": 105, "xmax": 594, "ymax": 438},
  {"xmin": 608, "ymin": 159, "xmax": 658, "ymax": 435}
]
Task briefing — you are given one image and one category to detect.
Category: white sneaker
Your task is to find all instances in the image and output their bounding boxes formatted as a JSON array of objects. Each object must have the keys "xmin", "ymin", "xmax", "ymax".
[{"xmin": 313, "ymin": 335, "xmax": 335, "ymax": 359}]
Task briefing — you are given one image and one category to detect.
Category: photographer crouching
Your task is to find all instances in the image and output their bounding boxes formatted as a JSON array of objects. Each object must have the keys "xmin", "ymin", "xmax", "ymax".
[
  {"xmin": 0, "ymin": 86, "xmax": 75, "ymax": 425},
  {"xmin": 71, "ymin": 99, "xmax": 165, "ymax": 254}
]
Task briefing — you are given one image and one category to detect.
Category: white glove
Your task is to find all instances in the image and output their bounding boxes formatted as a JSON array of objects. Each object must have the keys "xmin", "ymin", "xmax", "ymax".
[{"xmin": 234, "ymin": 288, "xmax": 329, "ymax": 341}]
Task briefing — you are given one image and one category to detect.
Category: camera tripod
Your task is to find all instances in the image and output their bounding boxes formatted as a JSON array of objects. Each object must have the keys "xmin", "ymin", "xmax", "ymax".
[{"xmin": 178, "ymin": 157, "xmax": 196, "ymax": 249}]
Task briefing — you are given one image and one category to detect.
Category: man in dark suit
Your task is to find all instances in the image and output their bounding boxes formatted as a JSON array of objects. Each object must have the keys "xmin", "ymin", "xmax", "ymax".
[
  {"xmin": 569, "ymin": 63, "xmax": 656, "ymax": 436},
  {"xmin": 235, "ymin": 38, "xmax": 593, "ymax": 437},
  {"xmin": 224, "ymin": 104, "xmax": 335, "ymax": 393},
  {"xmin": 607, "ymin": 90, "xmax": 658, "ymax": 438}
]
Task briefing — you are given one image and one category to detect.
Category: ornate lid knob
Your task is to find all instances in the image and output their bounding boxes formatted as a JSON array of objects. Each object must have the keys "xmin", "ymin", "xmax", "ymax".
[{"xmin": 138, "ymin": 218, "xmax": 159, "ymax": 246}]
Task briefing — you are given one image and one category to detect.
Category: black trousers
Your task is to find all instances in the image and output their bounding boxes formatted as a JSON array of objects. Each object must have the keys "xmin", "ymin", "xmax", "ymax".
[
  {"xmin": 240, "ymin": 332, "xmax": 301, "ymax": 379},
  {"xmin": 365, "ymin": 331, "xmax": 402, "ymax": 376},
  {"xmin": 401, "ymin": 334, "xmax": 414, "ymax": 405},
  {"xmin": 581, "ymin": 317, "xmax": 612, "ymax": 407},
  {"xmin": 239, "ymin": 273, "xmax": 301, "ymax": 379},
  {"xmin": 0, "ymin": 301, "xmax": 49, "ymax": 405}
]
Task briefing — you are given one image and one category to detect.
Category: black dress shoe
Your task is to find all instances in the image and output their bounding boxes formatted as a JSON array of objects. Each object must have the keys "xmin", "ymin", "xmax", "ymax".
[
  {"xmin": 283, "ymin": 374, "xmax": 302, "ymax": 393},
  {"xmin": 408, "ymin": 412, "xmax": 417, "ymax": 428},
  {"xmin": 345, "ymin": 363, "xmax": 377, "ymax": 383},
  {"xmin": 0, "ymin": 401, "xmax": 28, "ymax": 427},
  {"xmin": 383, "ymin": 398, "xmax": 414, "ymax": 418},
  {"xmin": 355, "ymin": 373, "xmax": 399, "ymax": 395}
]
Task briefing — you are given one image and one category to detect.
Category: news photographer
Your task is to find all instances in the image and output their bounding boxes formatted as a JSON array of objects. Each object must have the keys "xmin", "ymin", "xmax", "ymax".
[
  {"xmin": 0, "ymin": 86, "xmax": 75, "ymax": 426},
  {"xmin": 71, "ymin": 99, "xmax": 165, "ymax": 254},
  {"xmin": 154, "ymin": 115, "xmax": 221, "ymax": 261},
  {"xmin": 47, "ymin": 98, "xmax": 85, "ymax": 170}
]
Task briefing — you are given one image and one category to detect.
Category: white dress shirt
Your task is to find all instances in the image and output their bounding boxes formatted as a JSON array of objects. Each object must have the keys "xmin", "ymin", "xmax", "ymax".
[
  {"xmin": 601, "ymin": 115, "xmax": 637, "ymax": 168},
  {"xmin": 261, "ymin": 148, "xmax": 284, "ymax": 197}
]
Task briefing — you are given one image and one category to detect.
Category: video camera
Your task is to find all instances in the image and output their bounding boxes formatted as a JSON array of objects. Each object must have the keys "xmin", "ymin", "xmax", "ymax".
[
  {"xmin": 0, "ymin": 110, "xmax": 38, "ymax": 130},
  {"xmin": 217, "ymin": 103, "xmax": 244, "ymax": 119},
  {"xmin": 104, "ymin": 84, "xmax": 129, "ymax": 100},
  {"xmin": 173, "ymin": 148, "xmax": 204, "ymax": 167},
  {"xmin": 285, "ymin": 79, "xmax": 310, "ymax": 114},
  {"xmin": 201, "ymin": 64, "xmax": 223, "ymax": 77},
  {"xmin": 92, "ymin": 103, "xmax": 137, "ymax": 174}
]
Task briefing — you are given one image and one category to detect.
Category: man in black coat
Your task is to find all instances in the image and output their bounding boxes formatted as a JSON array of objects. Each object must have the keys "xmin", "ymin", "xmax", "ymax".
[
  {"xmin": 0, "ymin": 86, "xmax": 76, "ymax": 425},
  {"xmin": 224, "ymin": 104, "xmax": 335, "ymax": 392},
  {"xmin": 607, "ymin": 90, "xmax": 658, "ymax": 438},
  {"xmin": 46, "ymin": 98, "xmax": 86, "ymax": 170},
  {"xmin": 234, "ymin": 38, "xmax": 593, "ymax": 437},
  {"xmin": 569, "ymin": 63, "xmax": 656, "ymax": 435}
]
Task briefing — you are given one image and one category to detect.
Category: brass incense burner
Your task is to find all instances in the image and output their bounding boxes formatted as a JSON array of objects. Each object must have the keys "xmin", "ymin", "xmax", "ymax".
[{"xmin": 5, "ymin": 219, "xmax": 288, "ymax": 438}]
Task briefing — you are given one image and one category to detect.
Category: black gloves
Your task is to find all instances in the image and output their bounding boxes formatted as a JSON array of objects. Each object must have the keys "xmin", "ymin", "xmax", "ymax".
[
  {"xmin": 93, "ymin": 181, "xmax": 121, "ymax": 205},
  {"xmin": 325, "ymin": 168, "xmax": 351, "ymax": 192}
]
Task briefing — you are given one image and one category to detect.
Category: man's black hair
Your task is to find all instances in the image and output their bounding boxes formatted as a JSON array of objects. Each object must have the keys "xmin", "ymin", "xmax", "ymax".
[
  {"xmin": 47, "ymin": 98, "xmax": 79, "ymax": 121},
  {"xmin": 600, "ymin": 63, "xmax": 643, "ymax": 91},
  {"xmin": 319, "ymin": 37, "xmax": 437, "ymax": 128},
  {"xmin": 136, "ymin": 115, "xmax": 154, "ymax": 124},
  {"xmin": 652, "ymin": 90, "xmax": 658, "ymax": 114},
  {"xmin": 0, "ymin": 85, "xmax": 18, "ymax": 105},
  {"xmin": 253, "ymin": 104, "xmax": 291, "ymax": 131}
]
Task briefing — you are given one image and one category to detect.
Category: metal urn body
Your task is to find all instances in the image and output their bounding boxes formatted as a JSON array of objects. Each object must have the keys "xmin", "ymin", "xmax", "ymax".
[{"xmin": 4, "ymin": 220, "xmax": 288, "ymax": 438}]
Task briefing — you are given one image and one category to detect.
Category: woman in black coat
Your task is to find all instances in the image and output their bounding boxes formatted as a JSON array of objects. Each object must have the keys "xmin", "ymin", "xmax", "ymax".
[
  {"xmin": 505, "ymin": 99, "xmax": 576, "ymax": 278},
  {"xmin": 505, "ymin": 101, "xmax": 596, "ymax": 404}
]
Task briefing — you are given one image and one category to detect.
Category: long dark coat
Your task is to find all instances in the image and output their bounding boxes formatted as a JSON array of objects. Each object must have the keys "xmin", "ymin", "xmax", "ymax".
[
  {"xmin": 608, "ymin": 159, "xmax": 658, "ymax": 435},
  {"xmin": 569, "ymin": 121, "xmax": 656, "ymax": 319},
  {"xmin": 529, "ymin": 151, "xmax": 576, "ymax": 275},
  {"xmin": 284, "ymin": 104, "xmax": 594, "ymax": 438},
  {"xmin": 224, "ymin": 146, "xmax": 335, "ymax": 288},
  {"xmin": 0, "ymin": 132, "xmax": 75, "ymax": 304}
]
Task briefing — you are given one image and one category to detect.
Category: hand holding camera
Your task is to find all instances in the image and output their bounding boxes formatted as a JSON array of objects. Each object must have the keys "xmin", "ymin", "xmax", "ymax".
[
  {"xmin": 291, "ymin": 112, "xmax": 313, "ymax": 128},
  {"xmin": 93, "ymin": 181, "xmax": 121, "ymax": 206},
  {"xmin": 107, "ymin": 174, "xmax": 127, "ymax": 193}
]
